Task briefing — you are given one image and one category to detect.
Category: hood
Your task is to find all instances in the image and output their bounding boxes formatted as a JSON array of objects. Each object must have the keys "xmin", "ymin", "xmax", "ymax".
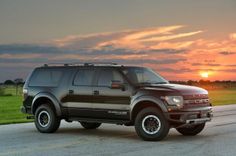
[{"xmin": 142, "ymin": 83, "xmax": 208, "ymax": 95}]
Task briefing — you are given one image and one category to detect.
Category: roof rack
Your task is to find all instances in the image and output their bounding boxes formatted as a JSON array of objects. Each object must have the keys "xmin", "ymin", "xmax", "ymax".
[
  {"xmin": 43, "ymin": 62, "xmax": 119, "ymax": 67},
  {"xmin": 83, "ymin": 62, "xmax": 118, "ymax": 66}
]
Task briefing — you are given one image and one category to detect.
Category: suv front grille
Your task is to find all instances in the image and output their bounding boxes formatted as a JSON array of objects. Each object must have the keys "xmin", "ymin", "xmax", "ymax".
[
  {"xmin": 183, "ymin": 94, "xmax": 208, "ymax": 99},
  {"xmin": 183, "ymin": 94, "xmax": 210, "ymax": 108}
]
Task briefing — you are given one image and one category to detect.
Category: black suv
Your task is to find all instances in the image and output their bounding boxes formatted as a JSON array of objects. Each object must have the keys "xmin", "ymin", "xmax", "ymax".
[{"xmin": 21, "ymin": 62, "xmax": 212, "ymax": 141}]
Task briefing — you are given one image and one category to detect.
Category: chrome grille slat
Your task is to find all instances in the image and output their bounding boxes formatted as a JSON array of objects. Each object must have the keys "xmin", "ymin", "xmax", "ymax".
[
  {"xmin": 183, "ymin": 94, "xmax": 210, "ymax": 108},
  {"xmin": 183, "ymin": 94, "xmax": 208, "ymax": 100}
]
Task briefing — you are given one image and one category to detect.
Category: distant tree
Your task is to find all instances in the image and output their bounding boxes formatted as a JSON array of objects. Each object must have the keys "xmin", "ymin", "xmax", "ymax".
[
  {"xmin": 14, "ymin": 78, "xmax": 24, "ymax": 85},
  {"xmin": 199, "ymin": 80, "xmax": 210, "ymax": 85},
  {"xmin": 14, "ymin": 78, "xmax": 24, "ymax": 96},
  {"xmin": 4, "ymin": 80, "xmax": 15, "ymax": 85},
  {"xmin": 187, "ymin": 80, "xmax": 194, "ymax": 85}
]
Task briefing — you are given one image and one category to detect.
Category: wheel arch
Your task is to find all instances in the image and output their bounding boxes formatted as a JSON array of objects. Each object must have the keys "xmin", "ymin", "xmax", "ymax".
[
  {"xmin": 32, "ymin": 93, "xmax": 62, "ymax": 116},
  {"xmin": 130, "ymin": 96, "xmax": 168, "ymax": 122}
]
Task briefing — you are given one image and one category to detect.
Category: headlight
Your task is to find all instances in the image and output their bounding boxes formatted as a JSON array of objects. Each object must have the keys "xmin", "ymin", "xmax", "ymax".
[
  {"xmin": 162, "ymin": 96, "xmax": 183, "ymax": 107},
  {"xmin": 23, "ymin": 88, "xmax": 28, "ymax": 94}
]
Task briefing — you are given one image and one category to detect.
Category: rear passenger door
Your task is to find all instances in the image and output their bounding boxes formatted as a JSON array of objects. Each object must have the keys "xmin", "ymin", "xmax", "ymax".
[
  {"xmin": 92, "ymin": 68, "xmax": 131, "ymax": 120},
  {"xmin": 65, "ymin": 68, "xmax": 95, "ymax": 117}
]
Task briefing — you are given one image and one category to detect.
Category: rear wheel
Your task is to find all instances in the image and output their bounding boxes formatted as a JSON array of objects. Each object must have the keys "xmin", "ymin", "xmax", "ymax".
[
  {"xmin": 35, "ymin": 104, "xmax": 61, "ymax": 133},
  {"xmin": 176, "ymin": 123, "xmax": 205, "ymax": 136},
  {"xmin": 134, "ymin": 107, "xmax": 170, "ymax": 141},
  {"xmin": 80, "ymin": 122, "xmax": 101, "ymax": 129}
]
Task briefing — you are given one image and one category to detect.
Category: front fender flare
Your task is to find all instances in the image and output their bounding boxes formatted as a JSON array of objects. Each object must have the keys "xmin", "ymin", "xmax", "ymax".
[
  {"xmin": 130, "ymin": 95, "xmax": 168, "ymax": 118},
  {"xmin": 32, "ymin": 92, "xmax": 62, "ymax": 116}
]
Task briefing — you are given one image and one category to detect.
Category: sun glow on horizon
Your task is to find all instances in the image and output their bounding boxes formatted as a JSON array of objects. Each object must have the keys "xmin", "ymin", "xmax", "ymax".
[{"xmin": 200, "ymin": 72, "xmax": 209, "ymax": 78}]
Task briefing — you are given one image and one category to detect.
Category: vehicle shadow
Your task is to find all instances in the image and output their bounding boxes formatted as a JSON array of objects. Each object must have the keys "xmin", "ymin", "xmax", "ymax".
[
  {"xmin": 51, "ymin": 126, "xmax": 214, "ymax": 142},
  {"xmin": 56, "ymin": 127, "xmax": 139, "ymax": 141}
]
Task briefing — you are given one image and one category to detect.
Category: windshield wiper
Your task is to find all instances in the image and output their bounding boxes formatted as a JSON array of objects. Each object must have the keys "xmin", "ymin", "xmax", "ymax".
[{"xmin": 152, "ymin": 82, "xmax": 168, "ymax": 84}]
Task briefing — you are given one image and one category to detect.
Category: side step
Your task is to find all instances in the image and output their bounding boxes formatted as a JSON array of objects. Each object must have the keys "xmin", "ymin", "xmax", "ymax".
[{"xmin": 67, "ymin": 117, "xmax": 131, "ymax": 125}]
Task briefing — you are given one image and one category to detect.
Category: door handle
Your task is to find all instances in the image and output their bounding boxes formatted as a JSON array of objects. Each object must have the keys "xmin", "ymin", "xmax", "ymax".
[
  {"xmin": 69, "ymin": 90, "xmax": 74, "ymax": 94},
  {"xmin": 93, "ymin": 90, "xmax": 99, "ymax": 95}
]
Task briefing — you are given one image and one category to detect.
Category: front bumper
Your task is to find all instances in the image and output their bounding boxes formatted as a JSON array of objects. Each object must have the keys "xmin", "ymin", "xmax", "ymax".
[
  {"xmin": 165, "ymin": 107, "xmax": 213, "ymax": 124},
  {"xmin": 186, "ymin": 117, "xmax": 211, "ymax": 124},
  {"xmin": 20, "ymin": 106, "xmax": 26, "ymax": 114},
  {"xmin": 20, "ymin": 105, "xmax": 31, "ymax": 114}
]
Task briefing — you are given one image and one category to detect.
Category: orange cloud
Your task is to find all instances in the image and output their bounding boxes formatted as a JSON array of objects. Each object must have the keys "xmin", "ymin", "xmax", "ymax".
[
  {"xmin": 122, "ymin": 25, "xmax": 183, "ymax": 40},
  {"xmin": 52, "ymin": 25, "xmax": 202, "ymax": 51},
  {"xmin": 1, "ymin": 25, "xmax": 236, "ymax": 81},
  {"xmin": 139, "ymin": 31, "xmax": 203, "ymax": 42},
  {"xmin": 94, "ymin": 26, "xmax": 202, "ymax": 51}
]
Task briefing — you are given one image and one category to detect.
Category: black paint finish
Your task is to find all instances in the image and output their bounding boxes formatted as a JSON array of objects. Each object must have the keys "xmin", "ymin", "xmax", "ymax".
[{"xmin": 22, "ymin": 65, "xmax": 212, "ymax": 125}]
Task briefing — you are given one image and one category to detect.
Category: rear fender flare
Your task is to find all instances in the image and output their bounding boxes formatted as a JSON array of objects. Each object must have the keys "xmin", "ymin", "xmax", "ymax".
[{"xmin": 32, "ymin": 92, "xmax": 62, "ymax": 116}]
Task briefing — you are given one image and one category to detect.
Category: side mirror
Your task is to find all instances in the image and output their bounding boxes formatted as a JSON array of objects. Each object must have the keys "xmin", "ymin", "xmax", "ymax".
[{"xmin": 111, "ymin": 80, "xmax": 125, "ymax": 90}]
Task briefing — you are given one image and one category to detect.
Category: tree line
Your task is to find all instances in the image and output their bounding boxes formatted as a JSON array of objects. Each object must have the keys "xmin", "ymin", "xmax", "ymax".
[
  {"xmin": 0, "ymin": 79, "xmax": 24, "ymax": 85},
  {"xmin": 1, "ymin": 79, "xmax": 236, "ymax": 90},
  {"xmin": 170, "ymin": 80, "xmax": 236, "ymax": 89},
  {"xmin": 0, "ymin": 79, "xmax": 24, "ymax": 96}
]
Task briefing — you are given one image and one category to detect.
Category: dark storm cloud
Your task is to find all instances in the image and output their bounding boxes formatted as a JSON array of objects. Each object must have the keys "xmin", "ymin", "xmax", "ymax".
[
  {"xmin": 148, "ymin": 49, "xmax": 187, "ymax": 54},
  {"xmin": 0, "ymin": 44, "xmax": 63, "ymax": 54},
  {"xmin": 86, "ymin": 48, "xmax": 187, "ymax": 56},
  {"xmin": 0, "ymin": 58, "xmax": 49, "ymax": 63},
  {"xmin": 0, "ymin": 44, "xmax": 186, "ymax": 56}
]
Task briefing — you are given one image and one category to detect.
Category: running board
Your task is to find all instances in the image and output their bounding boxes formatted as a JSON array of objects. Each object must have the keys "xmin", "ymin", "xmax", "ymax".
[{"xmin": 67, "ymin": 117, "xmax": 130, "ymax": 125}]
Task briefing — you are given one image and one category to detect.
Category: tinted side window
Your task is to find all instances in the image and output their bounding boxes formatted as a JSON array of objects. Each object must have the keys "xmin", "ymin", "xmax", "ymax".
[
  {"xmin": 73, "ymin": 69, "xmax": 95, "ymax": 86},
  {"xmin": 29, "ymin": 69, "xmax": 63, "ymax": 87},
  {"xmin": 98, "ymin": 69, "xmax": 124, "ymax": 87}
]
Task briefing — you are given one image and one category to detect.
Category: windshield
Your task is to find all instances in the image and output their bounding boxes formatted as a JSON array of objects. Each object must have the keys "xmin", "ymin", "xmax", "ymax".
[{"xmin": 121, "ymin": 67, "xmax": 168, "ymax": 85}]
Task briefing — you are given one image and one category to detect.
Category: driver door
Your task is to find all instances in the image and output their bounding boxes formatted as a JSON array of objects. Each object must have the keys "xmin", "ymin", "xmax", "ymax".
[{"xmin": 92, "ymin": 68, "xmax": 132, "ymax": 120}]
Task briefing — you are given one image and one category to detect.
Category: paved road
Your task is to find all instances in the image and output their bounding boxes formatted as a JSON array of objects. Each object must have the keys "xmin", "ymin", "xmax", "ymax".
[{"xmin": 1, "ymin": 105, "xmax": 236, "ymax": 156}]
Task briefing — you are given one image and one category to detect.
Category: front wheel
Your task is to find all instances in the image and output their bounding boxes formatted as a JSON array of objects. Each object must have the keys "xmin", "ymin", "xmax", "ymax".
[
  {"xmin": 134, "ymin": 107, "xmax": 170, "ymax": 141},
  {"xmin": 80, "ymin": 122, "xmax": 101, "ymax": 129},
  {"xmin": 35, "ymin": 104, "xmax": 61, "ymax": 133},
  {"xmin": 176, "ymin": 123, "xmax": 205, "ymax": 136}
]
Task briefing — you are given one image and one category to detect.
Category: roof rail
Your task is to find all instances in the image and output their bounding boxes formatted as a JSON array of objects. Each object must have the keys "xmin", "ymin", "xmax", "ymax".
[
  {"xmin": 43, "ymin": 62, "xmax": 119, "ymax": 67},
  {"xmin": 83, "ymin": 62, "xmax": 118, "ymax": 66},
  {"xmin": 43, "ymin": 63, "xmax": 80, "ymax": 67}
]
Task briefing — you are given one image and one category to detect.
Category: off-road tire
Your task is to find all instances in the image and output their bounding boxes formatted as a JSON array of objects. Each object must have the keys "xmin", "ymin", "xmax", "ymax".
[
  {"xmin": 35, "ymin": 104, "xmax": 61, "ymax": 133},
  {"xmin": 80, "ymin": 122, "xmax": 101, "ymax": 129},
  {"xmin": 176, "ymin": 123, "xmax": 205, "ymax": 136},
  {"xmin": 134, "ymin": 107, "xmax": 170, "ymax": 141}
]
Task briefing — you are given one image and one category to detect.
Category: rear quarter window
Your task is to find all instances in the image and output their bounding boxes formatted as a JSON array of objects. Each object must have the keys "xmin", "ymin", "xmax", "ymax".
[{"xmin": 29, "ymin": 68, "xmax": 63, "ymax": 87}]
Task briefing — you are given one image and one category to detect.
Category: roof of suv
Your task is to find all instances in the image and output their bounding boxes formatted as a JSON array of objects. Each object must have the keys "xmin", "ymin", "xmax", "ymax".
[
  {"xmin": 39, "ymin": 62, "xmax": 143, "ymax": 69},
  {"xmin": 43, "ymin": 62, "xmax": 120, "ymax": 67}
]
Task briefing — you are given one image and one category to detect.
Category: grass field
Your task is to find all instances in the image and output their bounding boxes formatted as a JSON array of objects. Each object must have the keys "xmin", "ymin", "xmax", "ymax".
[
  {"xmin": 208, "ymin": 89, "xmax": 236, "ymax": 105},
  {"xmin": 0, "ymin": 85, "xmax": 236, "ymax": 125},
  {"xmin": 0, "ymin": 85, "xmax": 32, "ymax": 124},
  {"xmin": 0, "ymin": 96, "xmax": 31, "ymax": 124}
]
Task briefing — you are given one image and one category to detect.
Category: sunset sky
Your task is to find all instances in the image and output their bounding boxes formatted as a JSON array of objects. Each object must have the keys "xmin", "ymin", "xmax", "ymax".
[{"xmin": 0, "ymin": 0, "xmax": 236, "ymax": 82}]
